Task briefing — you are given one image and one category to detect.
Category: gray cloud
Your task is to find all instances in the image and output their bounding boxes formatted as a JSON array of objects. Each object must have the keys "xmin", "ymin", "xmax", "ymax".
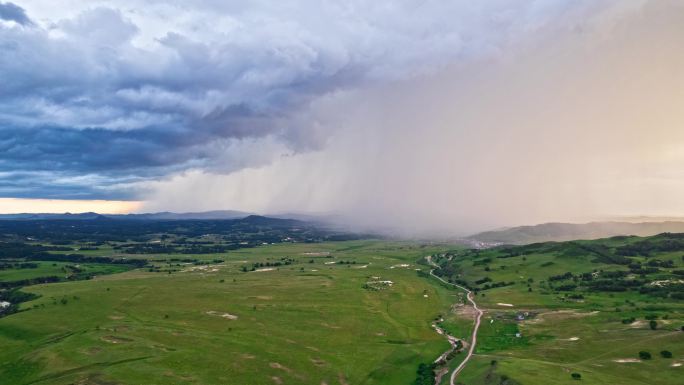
[
  {"xmin": 0, "ymin": 2, "xmax": 32, "ymax": 26},
  {"xmin": 141, "ymin": 0, "xmax": 684, "ymax": 235},
  {"xmin": 1, "ymin": 1, "xmax": 624, "ymax": 199}
]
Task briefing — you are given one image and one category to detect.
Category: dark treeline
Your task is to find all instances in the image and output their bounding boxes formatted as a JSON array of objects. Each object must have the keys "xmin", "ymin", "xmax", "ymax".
[
  {"xmin": 0, "ymin": 243, "xmax": 147, "ymax": 268},
  {"xmin": 0, "ymin": 276, "xmax": 60, "ymax": 289},
  {"xmin": 0, "ymin": 216, "xmax": 374, "ymax": 244},
  {"xmin": 0, "ymin": 262, "xmax": 39, "ymax": 270},
  {"xmin": 0, "ymin": 289, "xmax": 39, "ymax": 316},
  {"xmin": 616, "ymin": 233, "xmax": 684, "ymax": 257},
  {"xmin": 0, "ymin": 242, "xmax": 71, "ymax": 259},
  {"xmin": 31, "ymin": 253, "xmax": 148, "ymax": 267},
  {"xmin": 116, "ymin": 243, "xmax": 247, "ymax": 255}
]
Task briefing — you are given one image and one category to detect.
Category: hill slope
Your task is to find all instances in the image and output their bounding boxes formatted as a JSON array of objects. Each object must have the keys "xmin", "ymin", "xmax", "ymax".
[{"xmin": 469, "ymin": 221, "xmax": 684, "ymax": 244}]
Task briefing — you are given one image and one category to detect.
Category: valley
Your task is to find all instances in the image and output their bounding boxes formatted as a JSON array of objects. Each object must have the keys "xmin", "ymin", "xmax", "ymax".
[{"xmin": 0, "ymin": 219, "xmax": 682, "ymax": 385}]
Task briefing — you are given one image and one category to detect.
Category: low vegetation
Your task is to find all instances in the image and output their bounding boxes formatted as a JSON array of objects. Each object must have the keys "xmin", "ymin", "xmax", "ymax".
[
  {"xmin": 1, "ymin": 221, "xmax": 683, "ymax": 384},
  {"xmin": 431, "ymin": 232, "xmax": 684, "ymax": 384}
]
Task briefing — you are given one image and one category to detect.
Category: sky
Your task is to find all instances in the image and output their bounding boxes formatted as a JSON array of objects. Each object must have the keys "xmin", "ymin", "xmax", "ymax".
[{"xmin": 0, "ymin": 0, "xmax": 683, "ymax": 234}]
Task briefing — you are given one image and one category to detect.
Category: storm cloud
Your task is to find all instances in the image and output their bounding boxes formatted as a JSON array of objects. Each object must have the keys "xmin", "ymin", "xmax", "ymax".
[
  {"xmin": 1, "ymin": 0, "xmax": 611, "ymax": 198},
  {"xmin": 140, "ymin": 0, "xmax": 684, "ymax": 235},
  {"xmin": 0, "ymin": 2, "xmax": 32, "ymax": 26},
  {"xmin": 3, "ymin": 0, "xmax": 683, "ymax": 236}
]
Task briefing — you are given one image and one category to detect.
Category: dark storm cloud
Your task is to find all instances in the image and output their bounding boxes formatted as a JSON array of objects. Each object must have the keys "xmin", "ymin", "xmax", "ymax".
[
  {"xmin": 0, "ymin": 2, "xmax": 32, "ymax": 26},
  {"xmin": 0, "ymin": 1, "xmax": 613, "ymax": 199}
]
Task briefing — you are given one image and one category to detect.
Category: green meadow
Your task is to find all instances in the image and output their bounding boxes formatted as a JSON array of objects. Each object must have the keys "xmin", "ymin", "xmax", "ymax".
[
  {"xmin": 1, "ymin": 236, "xmax": 683, "ymax": 385},
  {"xmin": 0, "ymin": 241, "xmax": 458, "ymax": 385},
  {"xmin": 0, "ymin": 262, "xmax": 129, "ymax": 282},
  {"xmin": 433, "ymin": 235, "xmax": 684, "ymax": 385}
]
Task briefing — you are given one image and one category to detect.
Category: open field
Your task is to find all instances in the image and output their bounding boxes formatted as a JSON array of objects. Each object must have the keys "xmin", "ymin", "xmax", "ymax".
[
  {"xmin": 0, "ymin": 240, "xmax": 459, "ymax": 385},
  {"xmin": 2, "ymin": 229, "xmax": 684, "ymax": 385},
  {"xmin": 0, "ymin": 262, "xmax": 130, "ymax": 283},
  {"xmin": 433, "ymin": 234, "xmax": 684, "ymax": 385}
]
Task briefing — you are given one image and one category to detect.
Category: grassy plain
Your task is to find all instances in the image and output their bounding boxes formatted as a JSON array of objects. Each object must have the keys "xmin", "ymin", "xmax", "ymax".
[
  {"xmin": 0, "ymin": 262, "xmax": 129, "ymax": 282},
  {"xmin": 434, "ymin": 237, "xmax": 684, "ymax": 385},
  {"xmin": 2, "ymin": 235, "xmax": 684, "ymax": 385},
  {"xmin": 0, "ymin": 240, "xmax": 458, "ymax": 385}
]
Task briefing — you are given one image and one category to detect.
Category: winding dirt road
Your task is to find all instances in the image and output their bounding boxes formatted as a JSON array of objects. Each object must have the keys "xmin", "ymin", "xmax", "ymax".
[{"xmin": 426, "ymin": 256, "xmax": 484, "ymax": 385}]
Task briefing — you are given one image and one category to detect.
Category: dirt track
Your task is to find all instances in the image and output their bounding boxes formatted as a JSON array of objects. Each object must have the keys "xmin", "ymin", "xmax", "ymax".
[{"xmin": 426, "ymin": 256, "xmax": 484, "ymax": 385}]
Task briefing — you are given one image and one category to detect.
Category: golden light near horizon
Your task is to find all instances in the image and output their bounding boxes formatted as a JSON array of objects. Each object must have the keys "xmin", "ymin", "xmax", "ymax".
[{"xmin": 0, "ymin": 198, "xmax": 142, "ymax": 214}]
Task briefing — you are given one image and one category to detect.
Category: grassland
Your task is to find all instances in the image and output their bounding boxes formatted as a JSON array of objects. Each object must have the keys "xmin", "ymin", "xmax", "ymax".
[
  {"xmin": 2, "ymin": 230, "xmax": 684, "ymax": 385},
  {"xmin": 0, "ymin": 262, "xmax": 129, "ymax": 282},
  {"xmin": 0, "ymin": 240, "xmax": 460, "ymax": 385},
  {"xmin": 432, "ymin": 235, "xmax": 684, "ymax": 385}
]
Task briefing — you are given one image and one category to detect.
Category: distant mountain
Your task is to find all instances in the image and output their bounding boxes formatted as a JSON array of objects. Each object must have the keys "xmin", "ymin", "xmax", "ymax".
[
  {"xmin": 235, "ymin": 215, "xmax": 304, "ymax": 227},
  {"xmin": 109, "ymin": 210, "xmax": 251, "ymax": 220},
  {"xmin": 469, "ymin": 221, "xmax": 684, "ymax": 245},
  {"xmin": 0, "ymin": 212, "xmax": 109, "ymax": 220},
  {"xmin": 0, "ymin": 210, "xmax": 250, "ymax": 221}
]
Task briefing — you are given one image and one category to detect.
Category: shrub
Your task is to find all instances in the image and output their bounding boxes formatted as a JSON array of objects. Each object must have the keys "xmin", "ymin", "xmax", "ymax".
[
  {"xmin": 571, "ymin": 372, "xmax": 582, "ymax": 380},
  {"xmin": 412, "ymin": 363, "xmax": 434, "ymax": 385},
  {"xmin": 649, "ymin": 320, "xmax": 658, "ymax": 330},
  {"xmin": 638, "ymin": 351, "xmax": 652, "ymax": 360},
  {"xmin": 660, "ymin": 350, "xmax": 672, "ymax": 358}
]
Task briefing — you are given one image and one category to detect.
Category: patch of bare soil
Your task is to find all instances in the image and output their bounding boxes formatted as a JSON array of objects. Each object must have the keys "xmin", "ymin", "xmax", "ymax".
[
  {"xmin": 84, "ymin": 347, "xmax": 103, "ymax": 355},
  {"xmin": 206, "ymin": 311, "xmax": 238, "ymax": 320},
  {"xmin": 629, "ymin": 320, "xmax": 647, "ymax": 328},
  {"xmin": 320, "ymin": 322, "xmax": 341, "ymax": 329},
  {"xmin": 338, "ymin": 372, "xmax": 349, "ymax": 385},
  {"xmin": 534, "ymin": 309, "xmax": 599, "ymax": 323},
  {"xmin": 74, "ymin": 374, "xmax": 120, "ymax": 385},
  {"xmin": 101, "ymin": 335, "xmax": 133, "ymax": 344},
  {"xmin": 614, "ymin": 358, "xmax": 641, "ymax": 363},
  {"xmin": 271, "ymin": 376, "xmax": 283, "ymax": 384},
  {"xmin": 453, "ymin": 302, "xmax": 478, "ymax": 319},
  {"xmin": 310, "ymin": 357, "xmax": 327, "ymax": 367},
  {"xmin": 270, "ymin": 362, "xmax": 292, "ymax": 373},
  {"xmin": 434, "ymin": 366, "xmax": 449, "ymax": 385}
]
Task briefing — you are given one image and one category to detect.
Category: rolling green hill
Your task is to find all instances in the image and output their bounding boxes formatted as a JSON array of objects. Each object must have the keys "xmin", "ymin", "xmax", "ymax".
[
  {"xmin": 469, "ymin": 221, "xmax": 684, "ymax": 244},
  {"xmin": 432, "ymin": 232, "xmax": 684, "ymax": 384}
]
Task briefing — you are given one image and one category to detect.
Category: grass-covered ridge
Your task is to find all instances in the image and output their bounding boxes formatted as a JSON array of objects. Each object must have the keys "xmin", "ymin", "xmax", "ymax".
[{"xmin": 431, "ymin": 233, "xmax": 684, "ymax": 385}]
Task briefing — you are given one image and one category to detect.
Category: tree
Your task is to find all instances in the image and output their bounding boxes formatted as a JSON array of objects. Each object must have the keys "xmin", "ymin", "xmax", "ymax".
[
  {"xmin": 412, "ymin": 363, "xmax": 434, "ymax": 385},
  {"xmin": 660, "ymin": 350, "xmax": 673, "ymax": 358},
  {"xmin": 571, "ymin": 373, "xmax": 582, "ymax": 380},
  {"xmin": 649, "ymin": 320, "xmax": 658, "ymax": 330},
  {"xmin": 639, "ymin": 351, "xmax": 652, "ymax": 360}
]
